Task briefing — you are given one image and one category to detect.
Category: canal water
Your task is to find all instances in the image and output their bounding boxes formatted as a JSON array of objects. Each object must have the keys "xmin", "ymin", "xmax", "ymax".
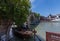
[{"xmin": 35, "ymin": 22, "xmax": 60, "ymax": 41}]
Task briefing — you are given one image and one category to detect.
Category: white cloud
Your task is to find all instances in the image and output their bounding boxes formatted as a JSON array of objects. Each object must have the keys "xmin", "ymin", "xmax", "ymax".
[{"xmin": 30, "ymin": 0, "xmax": 35, "ymax": 3}]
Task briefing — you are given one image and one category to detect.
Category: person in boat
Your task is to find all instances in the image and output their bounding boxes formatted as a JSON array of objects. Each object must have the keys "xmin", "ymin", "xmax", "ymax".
[{"xmin": 21, "ymin": 22, "xmax": 29, "ymax": 30}]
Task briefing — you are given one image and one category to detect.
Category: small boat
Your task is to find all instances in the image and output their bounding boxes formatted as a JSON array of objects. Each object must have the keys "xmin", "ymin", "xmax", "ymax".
[
  {"xmin": 12, "ymin": 28, "xmax": 37, "ymax": 38},
  {"xmin": 51, "ymin": 18, "xmax": 60, "ymax": 22},
  {"xmin": 51, "ymin": 15, "xmax": 60, "ymax": 22}
]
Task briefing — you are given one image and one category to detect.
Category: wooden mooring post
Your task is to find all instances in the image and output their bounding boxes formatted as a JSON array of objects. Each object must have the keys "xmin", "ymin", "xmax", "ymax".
[{"xmin": 34, "ymin": 29, "xmax": 36, "ymax": 41}]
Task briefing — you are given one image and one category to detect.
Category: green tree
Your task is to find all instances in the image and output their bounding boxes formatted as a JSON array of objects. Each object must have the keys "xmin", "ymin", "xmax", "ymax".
[
  {"xmin": 34, "ymin": 13, "xmax": 40, "ymax": 19},
  {"xmin": 0, "ymin": 0, "xmax": 14, "ymax": 22},
  {"xmin": 0, "ymin": 0, "xmax": 31, "ymax": 27},
  {"xmin": 14, "ymin": 0, "xmax": 31, "ymax": 27}
]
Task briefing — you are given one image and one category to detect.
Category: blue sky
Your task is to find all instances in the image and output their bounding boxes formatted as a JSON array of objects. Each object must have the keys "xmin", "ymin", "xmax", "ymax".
[{"xmin": 30, "ymin": 0, "xmax": 60, "ymax": 16}]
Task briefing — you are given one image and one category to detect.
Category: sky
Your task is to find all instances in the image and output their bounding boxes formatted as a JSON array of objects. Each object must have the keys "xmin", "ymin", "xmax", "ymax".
[{"xmin": 30, "ymin": 0, "xmax": 60, "ymax": 16}]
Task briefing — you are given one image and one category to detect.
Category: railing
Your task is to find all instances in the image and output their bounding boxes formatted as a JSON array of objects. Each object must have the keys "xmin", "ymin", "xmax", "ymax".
[
  {"xmin": 33, "ymin": 29, "xmax": 41, "ymax": 41},
  {"xmin": 46, "ymin": 32, "xmax": 60, "ymax": 41}
]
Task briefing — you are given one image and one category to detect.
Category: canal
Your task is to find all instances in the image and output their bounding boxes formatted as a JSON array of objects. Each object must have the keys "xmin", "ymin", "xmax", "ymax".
[
  {"xmin": 1, "ymin": 22, "xmax": 60, "ymax": 41},
  {"xmin": 35, "ymin": 22, "xmax": 60, "ymax": 41}
]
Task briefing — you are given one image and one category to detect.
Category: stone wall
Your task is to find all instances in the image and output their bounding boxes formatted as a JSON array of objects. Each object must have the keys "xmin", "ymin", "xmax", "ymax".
[{"xmin": 0, "ymin": 19, "xmax": 12, "ymax": 34}]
